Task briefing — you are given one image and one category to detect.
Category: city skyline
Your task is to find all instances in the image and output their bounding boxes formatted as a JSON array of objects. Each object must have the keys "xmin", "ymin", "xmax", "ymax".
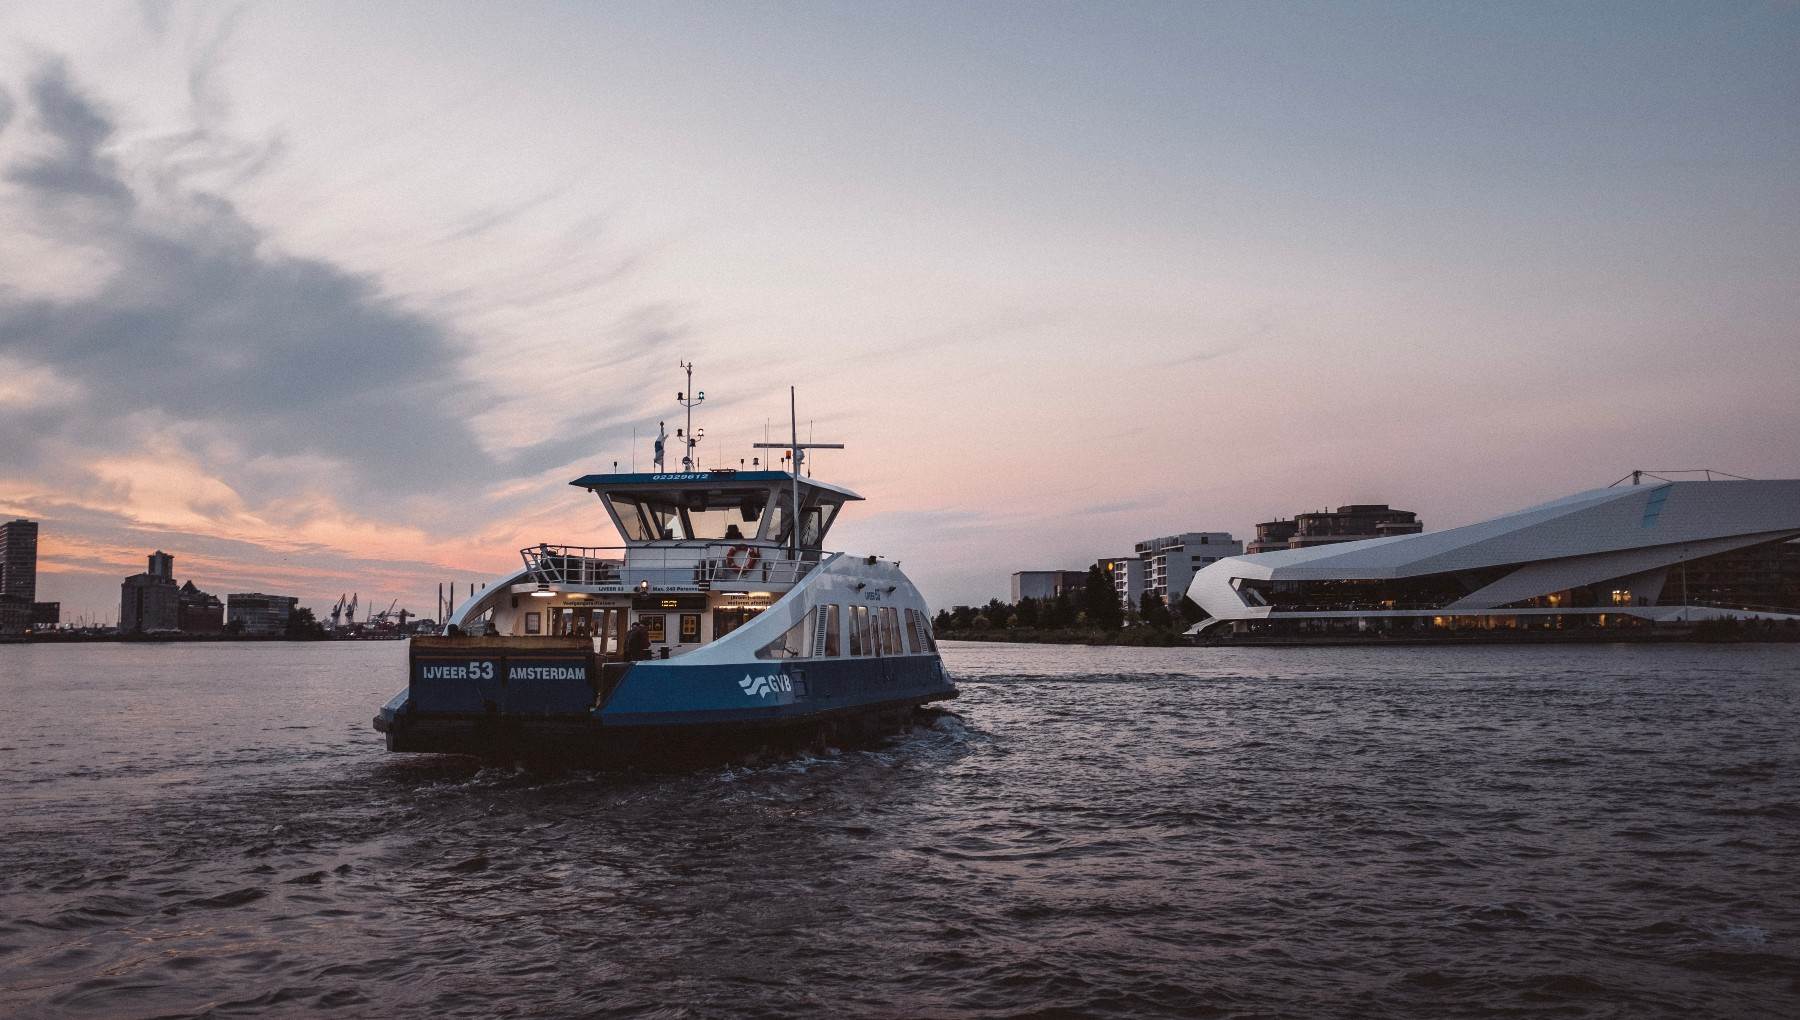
[{"xmin": 3, "ymin": 2, "xmax": 1798, "ymax": 624}]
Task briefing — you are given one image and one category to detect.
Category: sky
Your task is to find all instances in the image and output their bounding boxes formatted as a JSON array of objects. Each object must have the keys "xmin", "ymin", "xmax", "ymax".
[{"xmin": 1, "ymin": 0, "xmax": 1797, "ymax": 623}]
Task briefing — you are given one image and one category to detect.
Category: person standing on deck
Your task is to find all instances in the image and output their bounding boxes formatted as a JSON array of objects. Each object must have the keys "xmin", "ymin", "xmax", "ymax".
[{"xmin": 624, "ymin": 618, "xmax": 651, "ymax": 661}]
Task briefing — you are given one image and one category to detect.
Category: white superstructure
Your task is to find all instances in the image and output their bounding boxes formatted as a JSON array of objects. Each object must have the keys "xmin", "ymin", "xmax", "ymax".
[{"xmin": 1187, "ymin": 478, "xmax": 1800, "ymax": 636}]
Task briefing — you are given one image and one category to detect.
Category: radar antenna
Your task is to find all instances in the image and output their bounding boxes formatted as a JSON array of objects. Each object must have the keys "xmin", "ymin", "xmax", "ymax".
[{"xmin": 754, "ymin": 387, "xmax": 844, "ymax": 557}]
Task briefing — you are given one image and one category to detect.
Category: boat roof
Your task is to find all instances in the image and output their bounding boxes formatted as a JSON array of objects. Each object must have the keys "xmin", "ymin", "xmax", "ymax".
[{"xmin": 568, "ymin": 470, "xmax": 864, "ymax": 501}]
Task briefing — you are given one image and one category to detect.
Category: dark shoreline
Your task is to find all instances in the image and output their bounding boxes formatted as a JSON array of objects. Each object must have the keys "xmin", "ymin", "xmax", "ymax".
[
  {"xmin": 942, "ymin": 621, "xmax": 1800, "ymax": 648},
  {"xmin": 4, "ymin": 633, "xmax": 398, "ymax": 644}
]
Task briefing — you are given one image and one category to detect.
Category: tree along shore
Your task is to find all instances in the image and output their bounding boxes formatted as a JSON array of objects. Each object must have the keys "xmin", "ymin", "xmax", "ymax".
[{"xmin": 932, "ymin": 564, "xmax": 1202, "ymax": 646}]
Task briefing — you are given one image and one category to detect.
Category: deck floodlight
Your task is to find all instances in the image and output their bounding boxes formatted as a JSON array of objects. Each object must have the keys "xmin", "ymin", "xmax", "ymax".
[
  {"xmin": 530, "ymin": 583, "xmax": 554, "ymax": 598},
  {"xmin": 637, "ymin": 579, "xmax": 651, "ymax": 594}
]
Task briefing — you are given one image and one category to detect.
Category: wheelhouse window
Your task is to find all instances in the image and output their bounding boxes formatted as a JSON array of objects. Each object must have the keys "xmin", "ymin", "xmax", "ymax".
[
  {"xmin": 801, "ymin": 505, "xmax": 833, "ymax": 547},
  {"xmin": 680, "ymin": 490, "xmax": 768, "ymax": 541},
  {"xmin": 644, "ymin": 502, "xmax": 680, "ymax": 539},
  {"xmin": 764, "ymin": 501, "xmax": 785, "ymax": 543},
  {"xmin": 605, "ymin": 488, "xmax": 771, "ymax": 542},
  {"xmin": 769, "ymin": 494, "xmax": 844, "ymax": 549},
  {"xmin": 603, "ymin": 495, "xmax": 653, "ymax": 541}
]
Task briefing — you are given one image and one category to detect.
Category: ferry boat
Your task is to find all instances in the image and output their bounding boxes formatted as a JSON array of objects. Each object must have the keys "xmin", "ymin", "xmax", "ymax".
[{"xmin": 373, "ymin": 385, "xmax": 957, "ymax": 764}]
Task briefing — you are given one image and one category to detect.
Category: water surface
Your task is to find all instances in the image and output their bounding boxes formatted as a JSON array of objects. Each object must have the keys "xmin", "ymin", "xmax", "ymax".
[{"xmin": 2, "ymin": 640, "xmax": 1796, "ymax": 1017}]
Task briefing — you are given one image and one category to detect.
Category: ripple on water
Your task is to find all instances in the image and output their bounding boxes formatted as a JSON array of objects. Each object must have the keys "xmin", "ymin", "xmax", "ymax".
[{"xmin": 2, "ymin": 641, "xmax": 1799, "ymax": 1017}]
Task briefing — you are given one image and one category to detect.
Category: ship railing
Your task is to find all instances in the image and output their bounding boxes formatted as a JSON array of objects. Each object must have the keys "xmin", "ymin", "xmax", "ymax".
[
  {"xmin": 521, "ymin": 543, "xmax": 830, "ymax": 591},
  {"xmin": 700, "ymin": 545, "xmax": 830, "ymax": 587},
  {"xmin": 521, "ymin": 545, "xmax": 626, "ymax": 587}
]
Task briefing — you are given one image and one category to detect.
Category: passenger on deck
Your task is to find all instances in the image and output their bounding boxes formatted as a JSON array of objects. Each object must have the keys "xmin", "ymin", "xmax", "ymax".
[
  {"xmin": 624, "ymin": 619, "xmax": 651, "ymax": 661},
  {"xmin": 724, "ymin": 524, "xmax": 744, "ymax": 540}
]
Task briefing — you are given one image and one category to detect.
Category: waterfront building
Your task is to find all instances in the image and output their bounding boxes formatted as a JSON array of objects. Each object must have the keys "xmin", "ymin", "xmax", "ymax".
[
  {"xmin": 1105, "ymin": 556, "xmax": 1147, "ymax": 609},
  {"xmin": 1246, "ymin": 505, "xmax": 1422, "ymax": 553},
  {"xmin": 121, "ymin": 551, "xmax": 181, "ymax": 634},
  {"xmin": 1011, "ymin": 570, "xmax": 1088, "ymax": 602},
  {"xmin": 1134, "ymin": 532, "xmax": 1242, "ymax": 604},
  {"xmin": 1, "ymin": 518, "xmax": 38, "ymax": 604},
  {"xmin": 178, "ymin": 581, "xmax": 225, "ymax": 634},
  {"xmin": 1188, "ymin": 479, "xmax": 1800, "ymax": 639},
  {"xmin": 0, "ymin": 594, "xmax": 28, "ymax": 636},
  {"xmin": 227, "ymin": 593, "xmax": 298, "ymax": 636},
  {"xmin": 31, "ymin": 601, "xmax": 59, "ymax": 627}
]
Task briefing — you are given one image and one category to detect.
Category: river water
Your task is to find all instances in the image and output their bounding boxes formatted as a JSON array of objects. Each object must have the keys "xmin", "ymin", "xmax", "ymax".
[{"xmin": 1, "ymin": 640, "xmax": 1796, "ymax": 1018}]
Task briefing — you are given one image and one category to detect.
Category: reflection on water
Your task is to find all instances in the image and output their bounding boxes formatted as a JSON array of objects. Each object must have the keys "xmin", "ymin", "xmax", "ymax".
[{"xmin": 2, "ymin": 640, "xmax": 1797, "ymax": 1017}]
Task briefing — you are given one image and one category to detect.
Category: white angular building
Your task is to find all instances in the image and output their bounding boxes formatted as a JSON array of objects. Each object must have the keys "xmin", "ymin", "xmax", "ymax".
[{"xmin": 1186, "ymin": 479, "xmax": 1800, "ymax": 638}]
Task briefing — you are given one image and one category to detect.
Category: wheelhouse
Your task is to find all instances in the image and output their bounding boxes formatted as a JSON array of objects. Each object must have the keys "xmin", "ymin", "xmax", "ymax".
[
  {"xmin": 450, "ymin": 470, "xmax": 870, "ymax": 660},
  {"xmin": 580, "ymin": 470, "xmax": 860, "ymax": 551}
]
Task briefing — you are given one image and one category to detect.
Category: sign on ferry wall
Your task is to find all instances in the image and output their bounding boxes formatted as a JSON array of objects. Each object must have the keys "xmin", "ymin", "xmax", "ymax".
[
  {"xmin": 633, "ymin": 594, "xmax": 709, "ymax": 611},
  {"xmin": 410, "ymin": 649, "xmax": 595, "ymax": 716}
]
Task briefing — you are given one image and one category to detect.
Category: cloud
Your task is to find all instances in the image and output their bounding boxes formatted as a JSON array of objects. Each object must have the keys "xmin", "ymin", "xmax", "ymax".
[
  {"xmin": 138, "ymin": 0, "xmax": 176, "ymax": 38},
  {"xmin": 0, "ymin": 52, "xmax": 686, "ymax": 621},
  {"xmin": 4, "ymin": 59, "xmax": 133, "ymax": 208},
  {"xmin": 0, "ymin": 57, "xmax": 653, "ymax": 521},
  {"xmin": 1162, "ymin": 345, "xmax": 1239, "ymax": 368}
]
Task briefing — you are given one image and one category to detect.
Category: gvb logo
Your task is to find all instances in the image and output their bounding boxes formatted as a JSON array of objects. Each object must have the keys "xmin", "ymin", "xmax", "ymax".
[{"xmin": 738, "ymin": 673, "xmax": 793, "ymax": 698}]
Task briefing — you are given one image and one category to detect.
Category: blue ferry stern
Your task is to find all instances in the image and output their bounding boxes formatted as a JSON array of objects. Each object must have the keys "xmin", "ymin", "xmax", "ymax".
[{"xmin": 373, "ymin": 460, "xmax": 958, "ymax": 764}]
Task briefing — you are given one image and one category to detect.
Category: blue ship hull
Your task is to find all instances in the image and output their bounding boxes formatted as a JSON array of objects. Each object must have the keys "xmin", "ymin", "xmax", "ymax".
[{"xmin": 374, "ymin": 640, "xmax": 957, "ymax": 765}]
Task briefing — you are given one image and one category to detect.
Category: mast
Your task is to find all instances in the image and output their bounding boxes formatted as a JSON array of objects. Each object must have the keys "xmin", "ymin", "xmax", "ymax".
[
  {"xmin": 677, "ymin": 360, "xmax": 704, "ymax": 470},
  {"xmin": 789, "ymin": 387, "xmax": 800, "ymax": 559},
  {"xmin": 753, "ymin": 386, "xmax": 844, "ymax": 558}
]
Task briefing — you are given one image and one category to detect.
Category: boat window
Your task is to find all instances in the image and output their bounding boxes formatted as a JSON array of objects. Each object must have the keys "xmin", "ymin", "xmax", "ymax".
[
  {"xmin": 603, "ymin": 495, "xmax": 652, "ymax": 541},
  {"xmin": 763, "ymin": 501, "xmax": 784, "ymax": 543},
  {"xmin": 641, "ymin": 499, "xmax": 682, "ymax": 540},
  {"xmin": 851, "ymin": 605, "xmax": 873, "ymax": 656},
  {"xmin": 682, "ymin": 505, "xmax": 742, "ymax": 541},
  {"xmin": 880, "ymin": 607, "xmax": 902, "ymax": 655},
  {"xmin": 768, "ymin": 495, "xmax": 841, "ymax": 549},
  {"xmin": 909, "ymin": 608, "xmax": 938, "ymax": 653},
  {"xmin": 712, "ymin": 606, "xmax": 764, "ymax": 639},
  {"xmin": 756, "ymin": 615, "xmax": 808, "ymax": 659},
  {"xmin": 815, "ymin": 604, "xmax": 841, "ymax": 656},
  {"xmin": 769, "ymin": 494, "xmax": 808, "ymax": 547}
]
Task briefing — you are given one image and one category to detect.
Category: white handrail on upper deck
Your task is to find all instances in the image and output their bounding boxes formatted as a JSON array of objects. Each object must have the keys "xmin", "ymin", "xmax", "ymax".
[{"xmin": 520, "ymin": 543, "xmax": 830, "ymax": 589}]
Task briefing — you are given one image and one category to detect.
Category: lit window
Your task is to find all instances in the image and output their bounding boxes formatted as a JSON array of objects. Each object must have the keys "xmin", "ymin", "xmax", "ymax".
[
  {"xmin": 813, "ymin": 604, "xmax": 841, "ymax": 656},
  {"xmin": 849, "ymin": 605, "xmax": 873, "ymax": 656}
]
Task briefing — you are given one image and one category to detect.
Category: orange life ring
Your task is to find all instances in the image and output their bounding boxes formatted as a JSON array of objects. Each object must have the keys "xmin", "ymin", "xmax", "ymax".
[{"xmin": 724, "ymin": 544, "xmax": 761, "ymax": 575}]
